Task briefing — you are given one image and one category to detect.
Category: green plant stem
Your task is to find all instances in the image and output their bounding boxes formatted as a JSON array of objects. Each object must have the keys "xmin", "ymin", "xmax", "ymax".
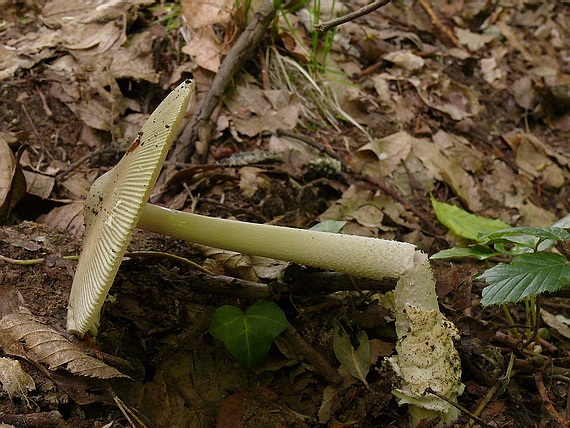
[{"xmin": 502, "ymin": 304, "xmax": 520, "ymax": 340}]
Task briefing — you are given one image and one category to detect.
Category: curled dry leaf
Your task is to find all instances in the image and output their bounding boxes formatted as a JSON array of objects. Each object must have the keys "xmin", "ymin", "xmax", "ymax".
[
  {"xmin": 0, "ymin": 313, "xmax": 127, "ymax": 379},
  {"xmin": 0, "ymin": 137, "xmax": 26, "ymax": 220},
  {"xmin": 191, "ymin": 243, "xmax": 286, "ymax": 281}
]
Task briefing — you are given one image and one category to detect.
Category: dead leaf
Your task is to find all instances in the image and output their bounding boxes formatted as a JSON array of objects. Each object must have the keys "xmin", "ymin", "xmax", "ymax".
[
  {"xmin": 412, "ymin": 138, "xmax": 483, "ymax": 212},
  {"xmin": 181, "ymin": 0, "xmax": 233, "ymax": 28},
  {"xmin": 502, "ymin": 132, "xmax": 567, "ymax": 187},
  {"xmin": 480, "ymin": 57, "xmax": 504, "ymax": 87},
  {"xmin": 37, "ymin": 203, "xmax": 85, "ymax": 237},
  {"xmin": 512, "ymin": 76, "xmax": 535, "ymax": 110},
  {"xmin": 0, "ymin": 46, "xmax": 21, "ymax": 80},
  {"xmin": 238, "ymin": 166, "xmax": 270, "ymax": 198},
  {"xmin": 226, "ymin": 86, "xmax": 300, "ymax": 136},
  {"xmin": 353, "ymin": 131, "xmax": 413, "ymax": 178},
  {"xmin": 191, "ymin": 244, "xmax": 286, "ymax": 281},
  {"xmin": 383, "ymin": 50, "xmax": 425, "ymax": 71},
  {"xmin": 0, "ymin": 138, "xmax": 26, "ymax": 221},
  {"xmin": 182, "ymin": 26, "xmax": 224, "ymax": 73},
  {"xmin": 0, "ymin": 312, "xmax": 128, "ymax": 379},
  {"xmin": 332, "ymin": 326, "xmax": 370, "ymax": 385},
  {"xmin": 455, "ymin": 28, "xmax": 496, "ymax": 52},
  {"xmin": 22, "ymin": 171, "xmax": 55, "ymax": 199},
  {"xmin": 540, "ymin": 309, "xmax": 570, "ymax": 341},
  {"xmin": 0, "ymin": 357, "xmax": 35, "ymax": 403}
]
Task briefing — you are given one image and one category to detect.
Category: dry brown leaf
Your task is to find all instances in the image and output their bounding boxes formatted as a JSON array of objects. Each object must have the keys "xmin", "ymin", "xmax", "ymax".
[
  {"xmin": 0, "ymin": 138, "xmax": 26, "ymax": 221},
  {"xmin": 503, "ymin": 132, "xmax": 567, "ymax": 187},
  {"xmin": 0, "ymin": 357, "xmax": 35, "ymax": 403},
  {"xmin": 0, "ymin": 313, "xmax": 128, "ymax": 379},
  {"xmin": 226, "ymin": 87, "xmax": 300, "ymax": 136},
  {"xmin": 22, "ymin": 171, "xmax": 55, "ymax": 199},
  {"xmin": 432, "ymin": 131, "xmax": 483, "ymax": 173},
  {"xmin": 415, "ymin": 75, "xmax": 482, "ymax": 120},
  {"xmin": 238, "ymin": 166, "xmax": 270, "ymax": 198},
  {"xmin": 512, "ymin": 76, "xmax": 536, "ymax": 110},
  {"xmin": 383, "ymin": 50, "xmax": 425, "ymax": 71},
  {"xmin": 353, "ymin": 131, "xmax": 414, "ymax": 178},
  {"xmin": 182, "ymin": 26, "xmax": 224, "ymax": 73},
  {"xmin": 0, "ymin": 138, "xmax": 17, "ymax": 209},
  {"xmin": 0, "ymin": 46, "xmax": 21, "ymax": 80},
  {"xmin": 412, "ymin": 138, "xmax": 483, "ymax": 212},
  {"xmin": 454, "ymin": 28, "xmax": 496, "ymax": 52},
  {"xmin": 37, "ymin": 203, "xmax": 85, "ymax": 237},
  {"xmin": 191, "ymin": 243, "xmax": 286, "ymax": 281},
  {"xmin": 181, "ymin": 0, "xmax": 233, "ymax": 28}
]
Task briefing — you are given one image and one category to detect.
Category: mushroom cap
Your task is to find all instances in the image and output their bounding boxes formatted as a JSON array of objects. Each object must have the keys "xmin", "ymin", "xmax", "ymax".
[{"xmin": 67, "ymin": 80, "xmax": 194, "ymax": 335}]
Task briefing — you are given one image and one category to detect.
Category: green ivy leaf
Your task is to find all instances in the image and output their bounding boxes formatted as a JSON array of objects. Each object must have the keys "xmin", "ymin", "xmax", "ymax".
[
  {"xmin": 430, "ymin": 245, "xmax": 499, "ymax": 260},
  {"xmin": 480, "ymin": 253, "xmax": 570, "ymax": 306},
  {"xmin": 209, "ymin": 302, "xmax": 287, "ymax": 367},
  {"xmin": 310, "ymin": 220, "xmax": 346, "ymax": 233},
  {"xmin": 431, "ymin": 198, "xmax": 510, "ymax": 241},
  {"xmin": 479, "ymin": 227, "xmax": 570, "ymax": 244}
]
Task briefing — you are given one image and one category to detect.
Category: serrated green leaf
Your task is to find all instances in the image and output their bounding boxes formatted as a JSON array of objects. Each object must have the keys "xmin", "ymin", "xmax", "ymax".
[
  {"xmin": 430, "ymin": 246, "xmax": 499, "ymax": 260},
  {"xmin": 209, "ymin": 302, "xmax": 287, "ymax": 367},
  {"xmin": 431, "ymin": 198, "xmax": 510, "ymax": 241},
  {"xmin": 480, "ymin": 253, "xmax": 570, "ymax": 306},
  {"xmin": 480, "ymin": 227, "xmax": 570, "ymax": 244},
  {"xmin": 309, "ymin": 220, "xmax": 346, "ymax": 233},
  {"xmin": 333, "ymin": 326, "xmax": 370, "ymax": 385}
]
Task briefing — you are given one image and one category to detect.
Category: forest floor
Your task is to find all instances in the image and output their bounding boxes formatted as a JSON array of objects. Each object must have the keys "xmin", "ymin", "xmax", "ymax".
[{"xmin": 1, "ymin": 0, "xmax": 570, "ymax": 427}]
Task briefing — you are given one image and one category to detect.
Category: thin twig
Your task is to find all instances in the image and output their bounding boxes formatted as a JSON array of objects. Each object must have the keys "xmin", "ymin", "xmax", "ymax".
[
  {"xmin": 535, "ymin": 370, "xmax": 570, "ymax": 427},
  {"xmin": 315, "ymin": 0, "xmax": 391, "ymax": 33},
  {"xmin": 426, "ymin": 388, "xmax": 494, "ymax": 428},
  {"xmin": 56, "ymin": 148, "xmax": 116, "ymax": 181},
  {"xmin": 283, "ymin": 323, "xmax": 343, "ymax": 385},
  {"xmin": 276, "ymin": 128, "xmax": 339, "ymax": 159},
  {"xmin": 417, "ymin": 0, "xmax": 465, "ymax": 50}
]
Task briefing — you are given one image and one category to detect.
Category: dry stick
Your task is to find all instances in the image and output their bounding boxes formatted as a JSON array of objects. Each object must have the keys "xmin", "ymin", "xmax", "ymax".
[
  {"xmin": 315, "ymin": 0, "xmax": 391, "ymax": 33},
  {"xmin": 55, "ymin": 148, "xmax": 116, "ymax": 181},
  {"xmin": 535, "ymin": 370, "xmax": 570, "ymax": 427},
  {"xmin": 283, "ymin": 323, "xmax": 343, "ymax": 385},
  {"xmin": 276, "ymin": 128, "xmax": 339, "ymax": 159},
  {"xmin": 426, "ymin": 388, "xmax": 494, "ymax": 428},
  {"xmin": 0, "ymin": 411, "xmax": 72, "ymax": 428},
  {"xmin": 416, "ymin": 0, "xmax": 465, "ymax": 51},
  {"xmin": 167, "ymin": 0, "xmax": 281, "ymax": 167}
]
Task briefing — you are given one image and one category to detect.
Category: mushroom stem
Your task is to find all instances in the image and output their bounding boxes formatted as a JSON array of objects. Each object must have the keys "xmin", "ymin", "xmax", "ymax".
[{"xmin": 137, "ymin": 203, "xmax": 422, "ymax": 279}]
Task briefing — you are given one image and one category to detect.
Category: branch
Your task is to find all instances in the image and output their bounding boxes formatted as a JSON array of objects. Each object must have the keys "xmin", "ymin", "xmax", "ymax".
[{"xmin": 315, "ymin": 0, "xmax": 391, "ymax": 33}]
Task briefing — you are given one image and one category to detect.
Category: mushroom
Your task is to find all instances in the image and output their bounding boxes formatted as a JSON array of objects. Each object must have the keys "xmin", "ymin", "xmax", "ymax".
[
  {"xmin": 67, "ymin": 79, "xmax": 463, "ymax": 426},
  {"xmin": 67, "ymin": 79, "xmax": 421, "ymax": 335}
]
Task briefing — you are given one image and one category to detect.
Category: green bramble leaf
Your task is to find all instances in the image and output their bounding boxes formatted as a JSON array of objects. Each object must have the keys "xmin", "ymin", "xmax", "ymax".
[
  {"xmin": 431, "ymin": 198, "xmax": 510, "ymax": 241},
  {"xmin": 430, "ymin": 245, "xmax": 499, "ymax": 260},
  {"xmin": 479, "ymin": 227, "xmax": 570, "ymax": 245},
  {"xmin": 209, "ymin": 302, "xmax": 287, "ymax": 367},
  {"xmin": 480, "ymin": 253, "xmax": 570, "ymax": 306}
]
